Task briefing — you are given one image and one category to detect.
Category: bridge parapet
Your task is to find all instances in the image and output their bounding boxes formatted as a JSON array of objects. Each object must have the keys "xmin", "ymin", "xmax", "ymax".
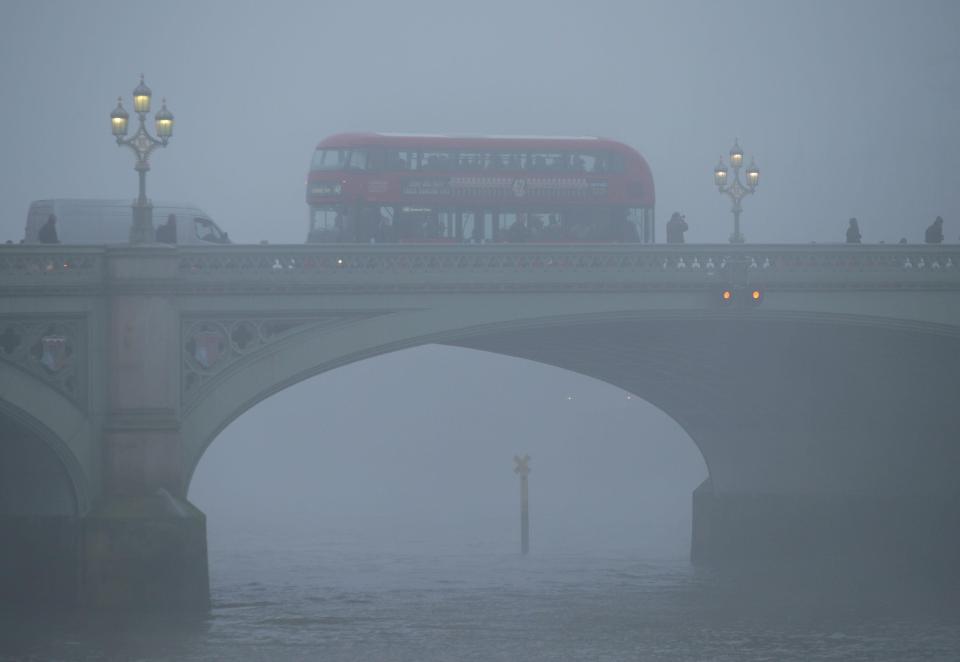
[
  {"xmin": 0, "ymin": 247, "xmax": 104, "ymax": 295},
  {"xmin": 176, "ymin": 244, "xmax": 960, "ymax": 292},
  {"xmin": 1, "ymin": 245, "xmax": 959, "ymax": 295}
]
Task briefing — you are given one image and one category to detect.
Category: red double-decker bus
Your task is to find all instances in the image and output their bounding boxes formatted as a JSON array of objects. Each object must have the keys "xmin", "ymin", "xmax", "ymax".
[{"xmin": 305, "ymin": 133, "xmax": 655, "ymax": 244}]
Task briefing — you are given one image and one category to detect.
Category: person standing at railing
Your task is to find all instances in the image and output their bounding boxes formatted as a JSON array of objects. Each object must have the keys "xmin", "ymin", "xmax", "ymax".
[
  {"xmin": 846, "ymin": 217, "xmax": 862, "ymax": 244},
  {"xmin": 666, "ymin": 212, "xmax": 687, "ymax": 244},
  {"xmin": 925, "ymin": 216, "xmax": 944, "ymax": 244}
]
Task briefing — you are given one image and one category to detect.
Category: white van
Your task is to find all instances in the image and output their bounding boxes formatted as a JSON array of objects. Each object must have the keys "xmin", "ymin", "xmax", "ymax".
[{"xmin": 24, "ymin": 199, "xmax": 230, "ymax": 245}]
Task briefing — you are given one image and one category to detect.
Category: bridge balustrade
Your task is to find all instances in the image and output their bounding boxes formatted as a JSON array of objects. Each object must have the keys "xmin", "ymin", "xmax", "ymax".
[
  {"xmin": 0, "ymin": 247, "xmax": 104, "ymax": 293},
  {"xmin": 2, "ymin": 244, "xmax": 958, "ymax": 294}
]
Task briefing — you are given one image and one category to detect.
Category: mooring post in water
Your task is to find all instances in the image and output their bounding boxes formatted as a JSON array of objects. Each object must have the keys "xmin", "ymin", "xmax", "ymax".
[{"xmin": 513, "ymin": 454, "xmax": 531, "ymax": 555}]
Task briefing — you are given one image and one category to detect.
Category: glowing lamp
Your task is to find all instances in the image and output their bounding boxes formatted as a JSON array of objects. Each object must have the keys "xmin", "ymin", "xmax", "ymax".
[
  {"xmin": 155, "ymin": 99, "xmax": 174, "ymax": 139},
  {"xmin": 751, "ymin": 289, "xmax": 763, "ymax": 304},
  {"xmin": 746, "ymin": 159, "xmax": 759, "ymax": 188},
  {"xmin": 721, "ymin": 289, "xmax": 733, "ymax": 303},
  {"xmin": 729, "ymin": 139, "xmax": 743, "ymax": 168},
  {"xmin": 714, "ymin": 160, "xmax": 728, "ymax": 187},
  {"xmin": 133, "ymin": 74, "xmax": 152, "ymax": 113},
  {"xmin": 110, "ymin": 97, "xmax": 129, "ymax": 136}
]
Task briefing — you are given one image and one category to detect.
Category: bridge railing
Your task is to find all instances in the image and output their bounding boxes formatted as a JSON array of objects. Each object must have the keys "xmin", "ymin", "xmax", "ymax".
[
  {"xmin": 175, "ymin": 244, "xmax": 960, "ymax": 291},
  {"xmin": 0, "ymin": 246, "xmax": 105, "ymax": 294},
  {"xmin": 2, "ymin": 244, "xmax": 959, "ymax": 294}
]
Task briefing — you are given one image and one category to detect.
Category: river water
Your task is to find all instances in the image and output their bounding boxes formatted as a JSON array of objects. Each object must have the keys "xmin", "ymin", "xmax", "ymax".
[{"xmin": 2, "ymin": 526, "xmax": 958, "ymax": 661}]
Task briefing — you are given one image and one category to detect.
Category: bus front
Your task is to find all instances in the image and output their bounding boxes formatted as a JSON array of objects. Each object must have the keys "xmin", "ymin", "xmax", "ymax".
[{"xmin": 306, "ymin": 136, "xmax": 375, "ymax": 242}]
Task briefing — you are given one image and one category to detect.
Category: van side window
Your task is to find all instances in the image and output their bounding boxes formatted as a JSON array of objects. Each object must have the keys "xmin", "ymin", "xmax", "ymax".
[{"xmin": 194, "ymin": 217, "xmax": 226, "ymax": 243}]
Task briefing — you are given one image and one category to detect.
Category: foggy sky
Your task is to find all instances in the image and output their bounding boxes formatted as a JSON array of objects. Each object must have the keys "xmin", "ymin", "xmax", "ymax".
[{"xmin": 3, "ymin": 1, "xmax": 958, "ymax": 554}]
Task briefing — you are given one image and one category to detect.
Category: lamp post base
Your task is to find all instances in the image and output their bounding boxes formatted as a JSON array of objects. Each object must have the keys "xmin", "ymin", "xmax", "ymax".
[
  {"xmin": 729, "ymin": 232, "xmax": 746, "ymax": 244},
  {"xmin": 130, "ymin": 202, "xmax": 155, "ymax": 244}
]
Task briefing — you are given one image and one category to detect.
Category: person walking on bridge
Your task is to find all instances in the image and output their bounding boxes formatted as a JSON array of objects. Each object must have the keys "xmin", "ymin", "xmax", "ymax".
[
  {"xmin": 156, "ymin": 214, "xmax": 177, "ymax": 244},
  {"xmin": 38, "ymin": 214, "xmax": 59, "ymax": 244},
  {"xmin": 925, "ymin": 216, "xmax": 944, "ymax": 244},
  {"xmin": 846, "ymin": 217, "xmax": 862, "ymax": 244},
  {"xmin": 666, "ymin": 212, "xmax": 688, "ymax": 244}
]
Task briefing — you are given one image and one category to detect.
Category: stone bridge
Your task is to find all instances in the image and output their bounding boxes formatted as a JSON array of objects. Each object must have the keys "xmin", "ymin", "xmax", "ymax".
[{"xmin": 1, "ymin": 243, "xmax": 959, "ymax": 608}]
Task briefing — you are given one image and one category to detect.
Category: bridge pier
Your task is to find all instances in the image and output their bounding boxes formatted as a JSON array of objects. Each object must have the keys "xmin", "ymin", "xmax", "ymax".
[
  {"xmin": 80, "ymin": 493, "xmax": 208, "ymax": 610},
  {"xmin": 74, "ymin": 421, "xmax": 210, "ymax": 609},
  {"xmin": 0, "ymin": 516, "xmax": 80, "ymax": 607},
  {"xmin": 691, "ymin": 479, "xmax": 960, "ymax": 576},
  {"xmin": 75, "ymin": 249, "xmax": 210, "ymax": 610}
]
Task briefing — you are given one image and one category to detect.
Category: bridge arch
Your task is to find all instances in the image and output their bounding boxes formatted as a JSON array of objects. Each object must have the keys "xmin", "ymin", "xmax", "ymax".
[
  {"xmin": 0, "ymin": 360, "xmax": 95, "ymax": 512},
  {"xmin": 0, "ymin": 400, "xmax": 87, "ymax": 516},
  {"xmin": 181, "ymin": 306, "xmax": 960, "ymax": 501},
  {"xmin": 188, "ymin": 343, "xmax": 711, "ymax": 557},
  {"xmin": 180, "ymin": 310, "xmax": 726, "ymax": 494}
]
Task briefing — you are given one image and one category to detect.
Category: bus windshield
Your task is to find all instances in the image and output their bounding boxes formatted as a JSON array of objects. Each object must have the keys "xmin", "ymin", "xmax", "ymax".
[{"xmin": 311, "ymin": 149, "xmax": 368, "ymax": 171}]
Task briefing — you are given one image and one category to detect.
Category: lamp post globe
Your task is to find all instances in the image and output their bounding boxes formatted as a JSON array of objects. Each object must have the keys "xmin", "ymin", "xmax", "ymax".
[
  {"xmin": 133, "ymin": 75, "xmax": 152, "ymax": 113},
  {"xmin": 746, "ymin": 159, "xmax": 760, "ymax": 188},
  {"xmin": 110, "ymin": 76, "xmax": 174, "ymax": 244},
  {"xmin": 714, "ymin": 159, "xmax": 728, "ymax": 188},
  {"xmin": 110, "ymin": 98, "xmax": 129, "ymax": 137},
  {"xmin": 155, "ymin": 100, "xmax": 174, "ymax": 140},
  {"xmin": 729, "ymin": 138, "xmax": 744, "ymax": 169}
]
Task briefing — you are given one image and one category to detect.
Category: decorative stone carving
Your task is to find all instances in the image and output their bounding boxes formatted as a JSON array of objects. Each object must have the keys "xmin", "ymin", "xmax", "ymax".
[
  {"xmin": 0, "ymin": 317, "xmax": 85, "ymax": 405},
  {"xmin": 181, "ymin": 313, "xmax": 384, "ymax": 411}
]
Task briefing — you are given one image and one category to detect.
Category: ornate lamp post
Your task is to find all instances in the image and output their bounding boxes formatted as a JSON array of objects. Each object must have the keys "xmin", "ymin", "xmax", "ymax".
[
  {"xmin": 714, "ymin": 139, "xmax": 760, "ymax": 243},
  {"xmin": 514, "ymin": 454, "xmax": 531, "ymax": 555},
  {"xmin": 110, "ymin": 75, "xmax": 175, "ymax": 243}
]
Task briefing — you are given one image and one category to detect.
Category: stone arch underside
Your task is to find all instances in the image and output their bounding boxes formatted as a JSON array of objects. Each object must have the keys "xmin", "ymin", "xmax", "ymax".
[
  {"xmin": 0, "ymin": 402, "xmax": 85, "ymax": 605},
  {"xmin": 0, "ymin": 407, "xmax": 79, "ymax": 517},
  {"xmin": 447, "ymin": 317, "xmax": 960, "ymax": 497},
  {"xmin": 0, "ymin": 392, "xmax": 90, "ymax": 514},
  {"xmin": 181, "ymin": 308, "xmax": 960, "ymax": 501}
]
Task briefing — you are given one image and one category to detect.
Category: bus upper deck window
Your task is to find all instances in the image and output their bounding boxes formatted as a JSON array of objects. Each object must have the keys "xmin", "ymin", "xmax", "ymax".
[
  {"xmin": 365, "ymin": 149, "xmax": 385, "ymax": 171},
  {"xmin": 348, "ymin": 150, "xmax": 368, "ymax": 170},
  {"xmin": 386, "ymin": 151, "xmax": 417, "ymax": 170}
]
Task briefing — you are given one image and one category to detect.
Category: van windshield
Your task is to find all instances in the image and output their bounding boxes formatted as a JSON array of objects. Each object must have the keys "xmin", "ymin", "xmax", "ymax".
[{"xmin": 194, "ymin": 217, "xmax": 228, "ymax": 243}]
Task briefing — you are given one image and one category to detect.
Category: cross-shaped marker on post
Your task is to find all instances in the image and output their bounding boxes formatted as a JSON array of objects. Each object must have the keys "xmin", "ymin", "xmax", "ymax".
[{"xmin": 514, "ymin": 454, "xmax": 531, "ymax": 555}]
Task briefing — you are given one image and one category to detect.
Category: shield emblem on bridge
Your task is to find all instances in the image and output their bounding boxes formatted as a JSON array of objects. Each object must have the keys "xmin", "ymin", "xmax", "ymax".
[
  {"xmin": 39, "ymin": 335, "xmax": 68, "ymax": 373},
  {"xmin": 192, "ymin": 330, "xmax": 225, "ymax": 369}
]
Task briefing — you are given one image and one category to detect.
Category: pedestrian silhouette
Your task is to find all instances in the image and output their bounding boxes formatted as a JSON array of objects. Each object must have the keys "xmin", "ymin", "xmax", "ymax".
[
  {"xmin": 665, "ymin": 212, "xmax": 688, "ymax": 244},
  {"xmin": 155, "ymin": 214, "xmax": 177, "ymax": 244},
  {"xmin": 38, "ymin": 214, "xmax": 60, "ymax": 244},
  {"xmin": 925, "ymin": 216, "xmax": 944, "ymax": 244},
  {"xmin": 846, "ymin": 217, "xmax": 861, "ymax": 244}
]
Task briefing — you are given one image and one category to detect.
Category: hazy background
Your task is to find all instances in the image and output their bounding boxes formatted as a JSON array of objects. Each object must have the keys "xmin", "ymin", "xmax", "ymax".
[{"xmin": 2, "ymin": 0, "xmax": 958, "ymax": 556}]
